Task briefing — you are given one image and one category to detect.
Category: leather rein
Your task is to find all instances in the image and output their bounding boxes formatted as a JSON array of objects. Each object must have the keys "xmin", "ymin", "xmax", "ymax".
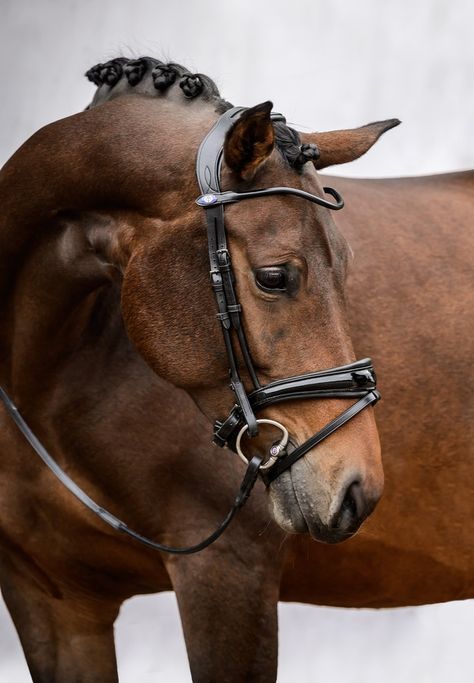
[{"xmin": 0, "ymin": 107, "xmax": 379, "ymax": 554}]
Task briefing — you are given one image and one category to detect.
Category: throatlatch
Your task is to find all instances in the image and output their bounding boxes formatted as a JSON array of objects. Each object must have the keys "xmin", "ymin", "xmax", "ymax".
[{"xmin": 0, "ymin": 105, "xmax": 379, "ymax": 554}]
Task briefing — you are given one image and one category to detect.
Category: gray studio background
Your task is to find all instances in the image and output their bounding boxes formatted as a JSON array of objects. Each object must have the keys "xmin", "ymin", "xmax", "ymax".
[{"xmin": 0, "ymin": 0, "xmax": 473, "ymax": 681}]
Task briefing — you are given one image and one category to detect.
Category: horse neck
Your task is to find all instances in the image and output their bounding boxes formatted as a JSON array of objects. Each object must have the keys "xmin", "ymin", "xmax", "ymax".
[
  {"xmin": 0, "ymin": 96, "xmax": 216, "ymax": 403},
  {"xmin": 0, "ymin": 95, "xmax": 215, "ymax": 273},
  {"xmin": 0, "ymin": 211, "xmax": 123, "ymax": 404}
]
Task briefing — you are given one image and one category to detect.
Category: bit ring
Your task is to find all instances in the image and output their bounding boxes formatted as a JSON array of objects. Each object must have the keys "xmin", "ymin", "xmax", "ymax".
[{"xmin": 235, "ymin": 419, "xmax": 289, "ymax": 469}]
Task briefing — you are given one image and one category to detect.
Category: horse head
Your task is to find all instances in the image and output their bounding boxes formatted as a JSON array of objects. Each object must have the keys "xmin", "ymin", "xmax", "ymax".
[
  {"xmin": 1, "ymin": 58, "xmax": 400, "ymax": 544},
  {"xmin": 88, "ymin": 64, "xmax": 396, "ymax": 543}
]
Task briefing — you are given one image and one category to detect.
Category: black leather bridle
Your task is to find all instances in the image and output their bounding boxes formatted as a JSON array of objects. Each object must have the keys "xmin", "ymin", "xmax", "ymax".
[
  {"xmin": 195, "ymin": 107, "xmax": 379, "ymax": 486},
  {"xmin": 0, "ymin": 107, "xmax": 379, "ymax": 554}
]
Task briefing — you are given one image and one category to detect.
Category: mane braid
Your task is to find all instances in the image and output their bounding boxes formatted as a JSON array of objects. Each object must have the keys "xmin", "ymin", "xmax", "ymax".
[{"xmin": 85, "ymin": 56, "xmax": 304, "ymax": 170}]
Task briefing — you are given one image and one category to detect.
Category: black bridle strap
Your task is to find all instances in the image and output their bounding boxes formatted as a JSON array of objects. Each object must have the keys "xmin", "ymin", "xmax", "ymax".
[
  {"xmin": 196, "ymin": 106, "xmax": 379, "ymax": 487},
  {"xmin": 197, "ymin": 107, "xmax": 346, "ymax": 441},
  {"xmin": 206, "ymin": 203, "xmax": 259, "ymax": 435},
  {"xmin": 259, "ymin": 390, "xmax": 380, "ymax": 485},
  {"xmin": 196, "ymin": 106, "xmax": 247, "ymax": 193},
  {"xmin": 213, "ymin": 358, "xmax": 377, "ymax": 447},
  {"xmin": 0, "ymin": 386, "xmax": 262, "ymax": 555},
  {"xmin": 197, "ymin": 108, "xmax": 293, "ymax": 435},
  {"xmin": 196, "ymin": 185, "xmax": 344, "ymax": 211}
]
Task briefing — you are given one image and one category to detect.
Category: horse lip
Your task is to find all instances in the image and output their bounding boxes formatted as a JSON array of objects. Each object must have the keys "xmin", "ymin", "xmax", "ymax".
[
  {"xmin": 267, "ymin": 470, "xmax": 309, "ymax": 534},
  {"xmin": 289, "ymin": 463, "xmax": 361, "ymax": 544},
  {"xmin": 268, "ymin": 444, "xmax": 362, "ymax": 542}
]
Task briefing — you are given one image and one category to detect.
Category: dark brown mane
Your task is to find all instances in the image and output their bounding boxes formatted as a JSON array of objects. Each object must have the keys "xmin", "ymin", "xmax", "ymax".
[{"xmin": 85, "ymin": 56, "xmax": 316, "ymax": 172}]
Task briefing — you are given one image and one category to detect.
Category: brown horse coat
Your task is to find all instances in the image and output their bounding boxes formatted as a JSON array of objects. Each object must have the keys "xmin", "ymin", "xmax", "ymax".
[
  {"xmin": 0, "ymin": 80, "xmax": 472, "ymax": 682},
  {"xmin": 283, "ymin": 171, "xmax": 474, "ymax": 608}
]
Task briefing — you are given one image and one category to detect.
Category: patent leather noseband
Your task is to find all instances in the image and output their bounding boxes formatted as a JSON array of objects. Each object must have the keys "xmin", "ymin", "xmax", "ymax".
[{"xmin": 0, "ymin": 106, "xmax": 379, "ymax": 553}]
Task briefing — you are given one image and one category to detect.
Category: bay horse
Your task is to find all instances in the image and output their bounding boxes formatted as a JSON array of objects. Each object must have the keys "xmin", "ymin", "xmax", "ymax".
[{"xmin": 0, "ymin": 56, "xmax": 471, "ymax": 682}]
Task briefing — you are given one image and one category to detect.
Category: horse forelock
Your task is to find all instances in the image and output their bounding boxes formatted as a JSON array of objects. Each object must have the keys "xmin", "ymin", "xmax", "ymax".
[{"xmin": 85, "ymin": 56, "xmax": 309, "ymax": 173}]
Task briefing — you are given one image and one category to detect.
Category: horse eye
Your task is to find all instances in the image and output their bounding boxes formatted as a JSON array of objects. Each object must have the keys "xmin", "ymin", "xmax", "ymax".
[{"xmin": 255, "ymin": 267, "xmax": 287, "ymax": 292}]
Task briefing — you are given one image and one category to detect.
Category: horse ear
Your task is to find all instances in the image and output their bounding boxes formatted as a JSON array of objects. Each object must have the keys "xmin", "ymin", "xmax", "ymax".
[
  {"xmin": 300, "ymin": 119, "xmax": 401, "ymax": 170},
  {"xmin": 224, "ymin": 101, "xmax": 275, "ymax": 180}
]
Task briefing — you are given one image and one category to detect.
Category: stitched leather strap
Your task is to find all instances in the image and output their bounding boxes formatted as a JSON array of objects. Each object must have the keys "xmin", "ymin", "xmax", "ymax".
[
  {"xmin": 196, "ymin": 107, "xmax": 285, "ymax": 195},
  {"xmin": 196, "ymin": 107, "xmax": 246, "ymax": 194},
  {"xmin": 204, "ymin": 202, "xmax": 259, "ymax": 436},
  {"xmin": 195, "ymin": 107, "xmax": 379, "ymax": 487},
  {"xmin": 196, "ymin": 185, "xmax": 344, "ymax": 210},
  {"xmin": 213, "ymin": 359, "xmax": 377, "ymax": 447}
]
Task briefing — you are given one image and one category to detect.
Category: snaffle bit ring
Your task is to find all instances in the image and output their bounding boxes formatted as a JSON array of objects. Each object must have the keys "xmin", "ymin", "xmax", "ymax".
[{"xmin": 235, "ymin": 419, "xmax": 289, "ymax": 469}]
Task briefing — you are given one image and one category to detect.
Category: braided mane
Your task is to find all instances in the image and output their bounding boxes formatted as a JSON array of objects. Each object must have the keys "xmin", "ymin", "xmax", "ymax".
[{"xmin": 85, "ymin": 57, "xmax": 319, "ymax": 171}]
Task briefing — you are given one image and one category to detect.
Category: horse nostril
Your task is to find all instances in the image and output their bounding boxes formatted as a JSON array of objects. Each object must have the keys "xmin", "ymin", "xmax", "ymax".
[
  {"xmin": 331, "ymin": 481, "xmax": 362, "ymax": 531},
  {"xmin": 341, "ymin": 485, "xmax": 358, "ymax": 518}
]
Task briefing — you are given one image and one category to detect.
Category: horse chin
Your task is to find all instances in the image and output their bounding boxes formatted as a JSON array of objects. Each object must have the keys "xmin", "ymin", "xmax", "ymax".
[{"xmin": 267, "ymin": 471, "xmax": 361, "ymax": 544}]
